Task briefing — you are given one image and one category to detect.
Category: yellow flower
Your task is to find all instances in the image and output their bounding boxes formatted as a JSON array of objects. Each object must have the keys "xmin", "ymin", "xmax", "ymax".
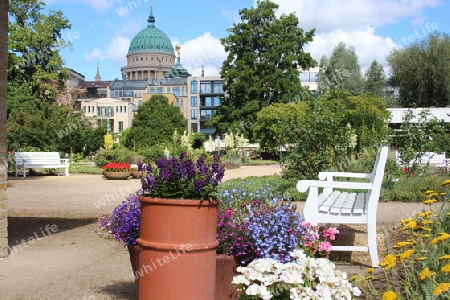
[
  {"xmin": 402, "ymin": 221, "xmax": 418, "ymax": 230},
  {"xmin": 440, "ymin": 192, "xmax": 446, "ymax": 196},
  {"xmin": 400, "ymin": 217, "xmax": 414, "ymax": 224},
  {"xmin": 380, "ymin": 254, "xmax": 397, "ymax": 270},
  {"xmin": 424, "ymin": 190, "xmax": 435, "ymax": 194},
  {"xmin": 394, "ymin": 241, "xmax": 414, "ymax": 248},
  {"xmin": 382, "ymin": 291, "xmax": 397, "ymax": 300},
  {"xmin": 441, "ymin": 179, "xmax": 450, "ymax": 186},
  {"xmin": 416, "ymin": 257, "xmax": 428, "ymax": 261},
  {"xmin": 423, "ymin": 199, "xmax": 437, "ymax": 205},
  {"xmin": 366, "ymin": 268, "xmax": 375, "ymax": 274},
  {"xmin": 441, "ymin": 264, "xmax": 450, "ymax": 273},
  {"xmin": 348, "ymin": 275, "xmax": 358, "ymax": 281},
  {"xmin": 421, "ymin": 220, "xmax": 433, "ymax": 225},
  {"xmin": 366, "ymin": 275, "xmax": 374, "ymax": 280},
  {"xmin": 432, "ymin": 233, "xmax": 450, "ymax": 244},
  {"xmin": 399, "ymin": 249, "xmax": 415, "ymax": 260},
  {"xmin": 433, "ymin": 283, "xmax": 450, "ymax": 295},
  {"xmin": 420, "ymin": 227, "xmax": 433, "ymax": 232},
  {"xmin": 419, "ymin": 268, "xmax": 436, "ymax": 281},
  {"xmin": 438, "ymin": 255, "xmax": 450, "ymax": 260},
  {"xmin": 418, "ymin": 211, "xmax": 433, "ymax": 218}
]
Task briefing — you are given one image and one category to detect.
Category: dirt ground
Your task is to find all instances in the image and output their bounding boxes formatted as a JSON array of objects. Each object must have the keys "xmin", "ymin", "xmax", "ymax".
[{"xmin": 0, "ymin": 165, "xmax": 430, "ymax": 299}]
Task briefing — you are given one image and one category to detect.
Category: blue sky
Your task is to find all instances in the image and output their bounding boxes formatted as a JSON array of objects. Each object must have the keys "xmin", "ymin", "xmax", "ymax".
[{"xmin": 43, "ymin": 0, "xmax": 450, "ymax": 81}]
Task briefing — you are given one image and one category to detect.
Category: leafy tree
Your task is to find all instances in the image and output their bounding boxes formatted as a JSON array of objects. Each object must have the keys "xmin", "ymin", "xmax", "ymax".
[
  {"xmin": 318, "ymin": 42, "xmax": 364, "ymax": 95},
  {"xmin": 387, "ymin": 33, "xmax": 450, "ymax": 107},
  {"xmin": 210, "ymin": 0, "xmax": 316, "ymax": 141},
  {"xmin": 364, "ymin": 60, "xmax": 387, "ymax": 97},
  {"xmin": 125, "ymin": 95, "xmax": 187, "ymax": 150},
  {"xmin": 8, "ymin": 0, "xmax": 71, "ymax": 102},
  {"xmin": 253, "ymin": 102, "xmax": 308, "ymax": 151}
]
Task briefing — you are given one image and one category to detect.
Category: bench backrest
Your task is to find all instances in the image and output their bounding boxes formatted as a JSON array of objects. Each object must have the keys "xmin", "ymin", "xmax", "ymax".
[
  {"xmin": 15, "ymin": 152, "xmax": 63, "ymax": 165},
  {"xmin": 369, "ymin": 147, "xmax": 389, "ymax": 204}
]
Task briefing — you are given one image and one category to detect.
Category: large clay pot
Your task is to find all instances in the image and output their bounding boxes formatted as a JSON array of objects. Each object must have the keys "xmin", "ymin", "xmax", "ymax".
[
  {"xmin": 137, "ymin": 196, "xmax": 219, "ymax": 300},
  {"xmin": 103, "ymin": 171, "xmax": 130, "ymax": 180},
  {"xmin": 215, "ymin": 254, "xmax": 239, "ymax": 300},
  {"xmin": 128, "ymin": 245, "xmax": 141, "ymax": 289}
]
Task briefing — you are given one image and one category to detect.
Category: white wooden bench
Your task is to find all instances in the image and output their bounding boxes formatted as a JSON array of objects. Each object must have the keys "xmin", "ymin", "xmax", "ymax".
[
  {"xmin": 395, "ymin": 151, "xmax": 449, "ymax": 169},
  {"xmin": 296, "ymin": 146, "xmax": 388, "ymax": 267},
  {"xmin": 14, "ymin": 152, "xmax": 69, "ymax": 177}
]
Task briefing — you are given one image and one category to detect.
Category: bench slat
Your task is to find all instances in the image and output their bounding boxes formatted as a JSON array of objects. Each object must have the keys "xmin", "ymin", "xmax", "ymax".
[
  {"xmin": 353, "ymin": 193, "xmax": 367, "ymax": 214},
  {"xmin": 329, "ymin": 192, "xmax": 350, "ymax": 214},
  {"xmin": 341, "ymin": 192, "xmax": 357, "ymax": 214},
  {"xmin": 318, "ymin": 191, "xmax": 341, "ymax": 213}
]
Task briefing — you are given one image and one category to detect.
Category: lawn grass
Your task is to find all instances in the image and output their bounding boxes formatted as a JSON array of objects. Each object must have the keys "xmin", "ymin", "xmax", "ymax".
[{"xmin": 69, "ymin": 163, "xmax": 102, "ymax": 174}]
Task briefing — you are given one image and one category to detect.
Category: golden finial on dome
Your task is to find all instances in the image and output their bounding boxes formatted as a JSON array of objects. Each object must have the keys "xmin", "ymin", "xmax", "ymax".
[{"xmin": 175, "ymin": 45, "xmax": 181, "ymax": 57}]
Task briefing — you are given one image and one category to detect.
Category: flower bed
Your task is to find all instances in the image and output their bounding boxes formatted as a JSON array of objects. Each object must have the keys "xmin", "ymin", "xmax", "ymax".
[{"xmin": 352, "ymin": 179, "xmax": 450, "ymax": 299}]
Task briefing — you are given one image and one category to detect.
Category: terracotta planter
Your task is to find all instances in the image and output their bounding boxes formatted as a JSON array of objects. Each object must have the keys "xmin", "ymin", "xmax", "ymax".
[
  {"xmin": 215, "ymin": 254, "xmax": 239, "ymax": 300},
  {"xmin": 102, "ymin": 171, "xmax": 130, "ymax": 180},
  {"xmin": 137, "ymin": 196, "xmax": 219, "ymax": 300},
  {"xmin": 130, "ymin": 170, "xmax": 143, "ymax": 179},
  {"xmin": 128, "ymin": 245, "xmax": 141, "ymax": 289}
]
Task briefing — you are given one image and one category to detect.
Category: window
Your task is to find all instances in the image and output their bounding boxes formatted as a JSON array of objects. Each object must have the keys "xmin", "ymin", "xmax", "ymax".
[
  {"xmin": 167, "ymin": 87, "xmax": 171, "ymax": 93},
  {"xmin": 124, "ymin": 106, "xmax": 127, "ymax": 113},
  {"xmin": 200, "ymin": 82, "xmax": 212, "ymax": 94},
  {"xmin": 118, "ymin": 121, "xmax": 123, "ymax": 132},
  {"xmin": 200, "ymin": 109, "xmax": 213, "ymax": 121},
  {"xmin": 213, "ymin": 97, "xmax": 221, "ymax": 106},
  {"xmin": 88, "ymin": 106, "xmax": 90, "ymax": 113},
  {"xmin": 181, "ymin": 87, "xmax": 185, "ymax": 96},
  {"xmin": 116, "ymin": 106, "xmax": 118, "ymax": 113},
  {"xmin": 191, "ymin": 80, "xmax": 198, "ymax": 94},
  {"xmin": 300, "ymin": 72, "xmax": 310, "ymax": 82},
  {"xmin": 213, "ymin": 81, "xmax": 224, "ymax": 93},
  {"xmin": 120, "ymin": 106, "xmax": 123, "ymax": 113},
  {"xmin": 180, "ymin": 100, "xmax": 184, "ymax": 109},
  {"xmin": 190, "ymin": 96, "xmax": 198, "ymax": 107},
  {"xmin": 156, "ymin": 87, "xmax": 163, "ymax": 94},
  {"xmin": 191, "ymin": 123, "xmax": 198, "ymax": 133},
  {"xmin": 191, "ymin": 109, "xmax": 197, "ymax": 119},
  {"xmin": 150, "ymin": 88, "xmax": 155, "ymax": 94},
  {"xmin": 173, "ymin": 87, "xmax": 180, "ymax": 96},
  {"xmin": 202, "ymin": 97, "xmax": 213, "ymax": 106}
]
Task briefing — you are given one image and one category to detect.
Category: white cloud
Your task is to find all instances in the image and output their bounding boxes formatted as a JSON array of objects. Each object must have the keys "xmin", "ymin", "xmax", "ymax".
[
  {"xmin": 85, "ymin": 48, "xmax": 104, "ymax": 61},
  {"xmin": 176, "ymin": 32, "xmax": 226, "ymax": 77},
  {"xmin": 272, "ymin": 0, "xmax": 442, "ymax": 32},
  {"xmin": 85, "ymin": 36, "xmax": 130, "ymax": 65},
  {"xmin": 305, "ymin": 29, "xmax": 397, "ymax": 73}
]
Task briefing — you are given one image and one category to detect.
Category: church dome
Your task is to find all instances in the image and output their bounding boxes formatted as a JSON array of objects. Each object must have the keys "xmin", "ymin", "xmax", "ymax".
[{"xmin": 127, "ymin": 9, "xmax": 175, "ymax": 56}]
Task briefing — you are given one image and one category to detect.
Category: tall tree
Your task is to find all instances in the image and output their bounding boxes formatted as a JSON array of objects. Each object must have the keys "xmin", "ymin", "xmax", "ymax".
[
  {"xmin": 318, "ymin": 42, "xmax": 364, "ymax": 95},
  {"xmin": 210, "ymin": 0, "xmax": 316, "ymax": 141},
  {"xmin": 8, "ymin": 0, "xmax": 71, "ymax": 102},
  {"xmin": 387, "ymin": 33, "xmax": 450, "ymax": 107},
  {"xmin": 364, "ymin": 60, "xmax": 387, "ymax": 97},
  {"xmin": 125, "ymin": 95, "xmax": 187, "ymax": 150}
]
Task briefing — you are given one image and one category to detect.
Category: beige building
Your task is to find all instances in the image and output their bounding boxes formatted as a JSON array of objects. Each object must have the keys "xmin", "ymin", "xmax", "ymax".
[{"xmin": 80, "ymin": 98, "xmax": 135, "ymax": 134}]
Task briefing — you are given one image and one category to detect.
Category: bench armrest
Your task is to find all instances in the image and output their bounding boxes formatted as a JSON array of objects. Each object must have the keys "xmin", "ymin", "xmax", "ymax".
[
  {"xmin": 297, "ymin": 179, "xmax": 373, "ymax": 193},
  {"xmin": 318, "ymin": 172, "xmax": 372, "ymax": 180},
  {"xmin": 61, "ymin": 159, "xmax": 70, "ymax": 165}
]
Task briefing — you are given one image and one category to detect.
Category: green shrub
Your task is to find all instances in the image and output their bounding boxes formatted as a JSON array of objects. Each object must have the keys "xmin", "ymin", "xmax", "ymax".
[
  {"xmin": 93, "ymin": 148, "xmax": 136, "ymax": 167},
  {"xmin": 137, "ymin": 146, "xmax": 165, "ymax": 162}
]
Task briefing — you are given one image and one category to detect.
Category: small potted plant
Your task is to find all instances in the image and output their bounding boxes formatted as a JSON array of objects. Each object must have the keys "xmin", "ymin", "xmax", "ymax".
[
  {"xmin": 101, "ymin": 162, "xmax": 131, "ymax": 180},
  {"xmin": 137, "ymin": 152, "xmax": 225, "ymax": 300}
]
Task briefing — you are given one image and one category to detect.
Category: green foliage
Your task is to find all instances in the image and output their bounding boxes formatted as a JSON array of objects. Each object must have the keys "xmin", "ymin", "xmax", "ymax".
[
  {"xmin": 253, "ymin": 102, "xmax": 308, "ymax": 150},
  {"xmin": 124, "ymin": 95, "xmax": 187, "ymax": 150},
  {"xmin": 211, "ymin": 0, "xmax": 316, "ymax": 141},
  {"xmin": 387, "ymin": 33, "xmax": 450, "ymax": 107},
  {"xmin": 137, "ymin": 145, "xmax": 166, "ymax": 162},
  {"xmin": 191, "ymin": 133, "xmax": 206, "ymax": 149},
  {"xmin": 8, "ymin": 0, "xmax": 71, "ymax": 102},
  {"xmin": 318, "ymin": 42, "xmax": 364, "ymax": 95},
  {"xmin": 280, "ymin": 92, "xmax": 390, "ymax": 180},
  {"xmin": 393, "ymin": 109, "xmax": 449, "ymax": 173},
  {"xmin": 364, "ymin": 60, "xmax": 387, "ymax": 97},
  {"xmin": 355, "ymin": 187, "xmax": 450, "ymax": 299},
  {"xmin": 93, "ymin": 149, "xmax": 136, "ymax": 167}
]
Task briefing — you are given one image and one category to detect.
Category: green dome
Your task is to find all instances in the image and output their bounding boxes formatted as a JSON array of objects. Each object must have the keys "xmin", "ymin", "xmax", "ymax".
[{"xmin": 127, "ymin": 9, "xmax": 175, "ymax": 55}]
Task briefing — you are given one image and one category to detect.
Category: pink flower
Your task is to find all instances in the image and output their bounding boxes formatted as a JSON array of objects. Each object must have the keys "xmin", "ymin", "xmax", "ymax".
[
  {"xmin": 322, "ymin": 227, "xmax": 339, "ymax": 241},
  {"xmin": 301, "ymin": 221, "xmax": 311, "ymax": 227},
  {"xmin": 318, "ymin": 241, "xmax": 333, "ymax": 252}
]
